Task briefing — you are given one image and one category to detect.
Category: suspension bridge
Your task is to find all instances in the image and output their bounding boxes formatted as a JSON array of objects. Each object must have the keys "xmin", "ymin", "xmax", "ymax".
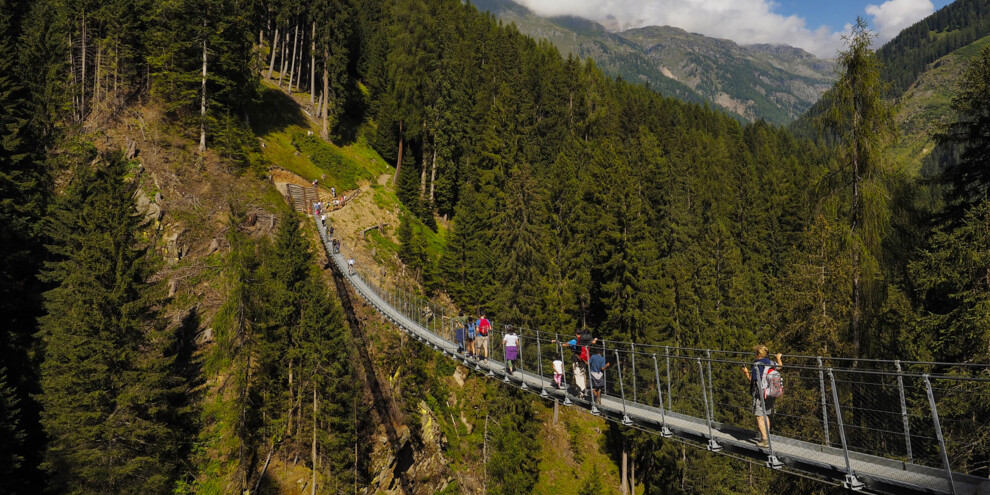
[{"xmin": 315, "ymin": 215, "xmax": 990, "ymax": 495}]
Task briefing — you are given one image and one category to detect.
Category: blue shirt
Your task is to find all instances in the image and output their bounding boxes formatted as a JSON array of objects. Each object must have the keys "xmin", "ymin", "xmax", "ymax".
[{"xmin": 590, "ymin": 353, "xmax": 607, "ymax": 373}]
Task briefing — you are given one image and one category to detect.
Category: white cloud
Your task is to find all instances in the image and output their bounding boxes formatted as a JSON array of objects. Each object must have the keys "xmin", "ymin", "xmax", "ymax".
[
  {"xmin": 512, "ymin": 0, "xmax": 935, "ymax": 59},
  {"xmin": 866, "ymin": 0, "xmax": 934, "ymax": 44}
]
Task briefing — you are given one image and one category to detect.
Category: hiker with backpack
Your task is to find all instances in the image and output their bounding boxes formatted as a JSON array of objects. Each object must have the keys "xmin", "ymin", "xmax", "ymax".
[
  {"xmin": 553, "ymin": 331, "xmax": 595, "ymax": 396},
  {"xmin": 741, "ymin": 344, "xmax": 783, "ymax": 448},
  {"xmin": 465, "ymin": 317, "xmax": 477, "ymax": 358},
  {"xmin": 453, "ymin": 312, "xmax": 467, "ymax": 354},
  {"xmin": 476, "ymin": 312, "xmax": 492, "ymax": 362}
]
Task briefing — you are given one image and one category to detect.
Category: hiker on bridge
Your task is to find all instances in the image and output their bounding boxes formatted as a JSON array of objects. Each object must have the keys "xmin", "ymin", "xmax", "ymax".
[
  {"xmin": 476, "ymin": 312, "xmax": 491, "ymax": 362},
  {"xmin": 589, "ymin": 347, "xmax": 611, "ymax": 404},
  {"xmin": 552, "ymin": 330, "xmax": 596, "ymax": 396},
  {"xmin": 502, "ymin": 325, "xmax": 520, "ymax": 375},
  {"xmin": 742, "ymin": 344, "xmax": 783, "ymax": 448},
  {"xmin": 465, "ymin": 317, "xmax": 477, "ymax": 358}
]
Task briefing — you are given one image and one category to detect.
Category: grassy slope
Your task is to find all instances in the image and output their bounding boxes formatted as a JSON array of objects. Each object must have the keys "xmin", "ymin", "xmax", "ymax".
[{"xmin": 890, "ymin": 34, "xmax": 990, "ymax": 174}]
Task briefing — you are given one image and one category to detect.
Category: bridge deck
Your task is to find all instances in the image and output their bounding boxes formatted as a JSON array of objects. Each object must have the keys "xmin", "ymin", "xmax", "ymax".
[{"xmin": 316, "ymin": 218, "xmax": 990, "ymax": 495}]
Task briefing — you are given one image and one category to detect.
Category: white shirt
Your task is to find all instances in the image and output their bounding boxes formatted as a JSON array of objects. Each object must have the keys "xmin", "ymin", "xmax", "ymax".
[
  {"xmin": 503, "ymin": 334, "xmax": 519, "ymax": 347},
  {"xmin": 553, "ymin": 360, "xmax": 564, "ymax": 374}
]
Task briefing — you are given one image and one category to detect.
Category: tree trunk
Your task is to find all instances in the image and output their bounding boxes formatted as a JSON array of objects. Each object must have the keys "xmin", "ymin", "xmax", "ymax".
[
  {"xmin": 311, "ymin": 385, "xmax": 317, "ymax": 495},
  {"xmin": 288, "ymin": 20, "xmax": 300, "ymax": 92},
  {"xmin": 429, "ymin": 144, "xmax": 438, "ymax": 202},
  {"xmin": 310, "ymin": 22, "xmax": 316, "ymax": 105},
  {"xmin": 93, "ymin": 40, "xmax": 101, "ymax": 109},
  {"xmin": 266, "ymin": 27, "xmax": 279, "ymax": 79},
  {"xmin": 287, "ymin": 360, "xmax": 294, "ymax": 435},
  {"xmin": 631, "ymin": 458, "xmax": 635, "ymax": 494},
  {"xmin": 394, "ymin": 122, "xmax": 404, "ymax": 185},
  {"xmin": 621, "ymin": 441, "xmax": 629, "ymax": 494},
  {"xmin": 322, "ymin": 49, "xmax": 329, "ymax": 140},
  {"xmin": 69, "ymin": 33, "xmax": 77, "ymax": 119},
  {"xmin": 278, "ymin": 28, "xmax": 289, "ymax": 86},
  {"xmin": 851, "ymin": 114, "xmax": 861, "ymax": 364},
  {"xmin": 420, "ymin": 138, "xmax": 428, "ymax": 199},
  {"xmin": 113, "ymin": 40, "xmax": 118, "ymax": 97},
  {"xmin": 199, "ymin": 35, "xmax": 207, "ymax": 153},
  {"xmin": 81, "ymin": 12, "xmax": 87, "ymax": 118}
]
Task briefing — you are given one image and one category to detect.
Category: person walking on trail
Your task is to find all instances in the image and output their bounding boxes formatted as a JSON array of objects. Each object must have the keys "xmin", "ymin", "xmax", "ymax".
[
  {"xmin": 476, "ymin": 312, "xmax": 492, "ymax": 362},
  {"xmin": 465, "ymin": 317, "xmax": 477, "ymax": 358},
  {"xmin": 455, "ymin": 315, "xmax": 466, "ymax": 354},
  {"xmin": 347, "ymin": 258, "xmax": 355, "ymax": 276},
  {"xmin": 589, "ymin": 348, "xmax": 611, "ymax": 404},
  {"xmin": 552, "ymin": 355, "xmax": 564, "ymax": 389},
  {"xmin": 741, "ymin": 344, "xmax": 783, "ymax": 448},
  {"xmin": 502, "ymin": 325, "xmax": 520, "ymax": 375},
  {"xmin": 331, "ymin": 186, "xmax": 336, "ymax": 198}
]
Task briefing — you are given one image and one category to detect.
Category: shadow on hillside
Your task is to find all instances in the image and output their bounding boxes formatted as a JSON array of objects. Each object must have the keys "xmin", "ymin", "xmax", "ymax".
[{"xmin": 247, "ymin": 86, "xmax": 310, "ymax": 137}]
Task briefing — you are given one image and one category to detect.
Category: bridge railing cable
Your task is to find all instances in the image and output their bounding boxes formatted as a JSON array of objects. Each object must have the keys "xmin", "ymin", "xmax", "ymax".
[{"xmin": 315, "ymin": 215, "xmax": 990, "ymax": 490}]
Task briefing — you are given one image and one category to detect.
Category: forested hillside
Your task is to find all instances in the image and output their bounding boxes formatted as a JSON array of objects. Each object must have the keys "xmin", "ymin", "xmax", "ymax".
[
  {"xmin": 2, "ymin": 0, "xmax": 990, "ymax": 493},
  {"xmin": 473, "ymin": 0, "xmax": 835, "ymax": 125},
  {"xmin": 878, "ymin": 0, "xmax": 990, "ymax": 97}
]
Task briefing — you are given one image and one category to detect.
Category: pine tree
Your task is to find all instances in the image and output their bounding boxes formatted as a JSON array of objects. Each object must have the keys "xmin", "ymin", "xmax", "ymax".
[
  {"xmin": 493, "ymin": 162, "xmax": 547, "ymax": 326},
  {"xmin": 0, "ymin": 367, "xmax": 27, "ymax": 483},
  {"xmin": 937, "ymin": 45, "xmax": 990, "ymax": 216},
  {"xmin": 38, "ymin": 154, "xmax": 184, "ymax": 493},
  {"xmin": 818, "ymin": 18, "xmax": 896, "ymax": 359},
  {"xmin": 0, "ymin": 0, "xmax": 47, "ymax": 487}
]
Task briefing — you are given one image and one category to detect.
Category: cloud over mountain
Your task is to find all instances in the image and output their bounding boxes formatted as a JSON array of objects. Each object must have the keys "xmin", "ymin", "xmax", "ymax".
[{"xmin": 513, "ymin": 0, "xmax": 936, "ymax": 58}]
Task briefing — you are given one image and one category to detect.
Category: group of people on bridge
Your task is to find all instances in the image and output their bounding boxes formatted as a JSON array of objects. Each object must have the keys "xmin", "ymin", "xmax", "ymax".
[{"xmin": 447, "ymin": 312, "xmax": 785, "ymax": 448}]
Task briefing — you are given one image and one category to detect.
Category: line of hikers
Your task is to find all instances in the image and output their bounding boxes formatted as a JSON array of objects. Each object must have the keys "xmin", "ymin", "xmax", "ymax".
[
  {"xmin": 449, "ymin": 315, "xmax": 616, "ymax": 404},
  {"xmin": 449, "ymin": 313, "xmax": 784, "ymax": 447}
]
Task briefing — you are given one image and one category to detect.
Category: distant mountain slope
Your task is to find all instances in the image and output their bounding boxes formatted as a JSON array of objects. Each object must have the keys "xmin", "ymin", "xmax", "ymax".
[
  {"xmin": 473, "ymin": 0, "xmax": 711, "ymax": 107},
  {"xmin": 473, "ymin": 0, "xmax": 835, "ymax": 124},
  {"xmin": 621, "ymin": 26, "xmax": 834, "ymax": 123},
  {"xmin": 890, "ymin": 34, "xmax": 990, "ymax": 174},
  {"xmin": 878, "ymin": 0, "xmax": 990, "ymax": 98}
]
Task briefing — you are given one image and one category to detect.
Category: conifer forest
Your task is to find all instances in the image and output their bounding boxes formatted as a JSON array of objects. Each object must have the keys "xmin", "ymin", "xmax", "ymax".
[{"xmin": 1, "ymin": 0, "xmax": 990, "ymax": 493}]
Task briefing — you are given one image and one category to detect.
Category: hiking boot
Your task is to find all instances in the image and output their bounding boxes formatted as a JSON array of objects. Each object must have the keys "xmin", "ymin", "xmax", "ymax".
[{"xmin": 756, "ymin": 439, "xmax": 769, "ymax": 448}]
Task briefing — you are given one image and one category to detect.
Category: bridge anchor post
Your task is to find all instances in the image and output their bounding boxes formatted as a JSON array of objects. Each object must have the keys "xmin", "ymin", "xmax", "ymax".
[
  {"xmin": 843, "ymin": 474, "xmax": 865, "ymax": 491},
  {"xmin": 766, "ymin": 454, "xmax": 783, "ymax": 469}
]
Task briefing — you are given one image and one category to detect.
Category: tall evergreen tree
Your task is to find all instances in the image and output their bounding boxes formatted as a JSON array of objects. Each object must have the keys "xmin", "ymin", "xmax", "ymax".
[
  {"xmin": 818, "ymin": 18, "xmax": 896, "ymax": 359},
  {"xmin": 38, "ymin": 154, "xmax": 184, "ymax": 493},
  {"xmin": 937, "ymin": 45, "xmax": 990, "ymax": 216}
]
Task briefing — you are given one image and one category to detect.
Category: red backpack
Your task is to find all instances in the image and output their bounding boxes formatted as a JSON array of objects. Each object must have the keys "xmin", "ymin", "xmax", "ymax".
[{"xmin": 478, "ymin": 318, "xmax": 490, "ymax": 336}]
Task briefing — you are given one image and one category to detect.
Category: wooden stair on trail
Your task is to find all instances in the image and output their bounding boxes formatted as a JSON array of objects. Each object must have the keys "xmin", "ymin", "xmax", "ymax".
[{"xmin": 286, "ymin": 184, "xmax": 319, "ymax": 213}]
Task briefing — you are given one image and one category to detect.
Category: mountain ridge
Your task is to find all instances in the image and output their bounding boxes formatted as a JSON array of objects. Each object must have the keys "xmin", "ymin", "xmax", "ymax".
[{"xmin": 474, "ymin": 0, "xmax": 835, "ymax": 124}]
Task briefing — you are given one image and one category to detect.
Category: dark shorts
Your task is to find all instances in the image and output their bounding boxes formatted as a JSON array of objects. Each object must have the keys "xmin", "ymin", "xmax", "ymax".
[
  {"xmin": 753, "ymin": 396, "xmax": 775, "ymax": 416},
  {"xmin": 591, "ymin": 371, "xmax": 605, "ymax": 390}
]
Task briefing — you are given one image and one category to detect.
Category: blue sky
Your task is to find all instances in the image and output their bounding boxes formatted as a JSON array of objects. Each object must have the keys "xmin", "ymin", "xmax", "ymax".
[
  {"xmin": 515, "ymin": 0, "xmax": 958, "ymax": 57},
  {"xmin": 782, "ymin": 0, "xmax": 953, "ymax": 35}
]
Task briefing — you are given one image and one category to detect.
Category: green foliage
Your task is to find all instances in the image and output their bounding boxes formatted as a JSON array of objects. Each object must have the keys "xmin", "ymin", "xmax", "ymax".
[
  {"xmin": 576, "ymin": 465, "xmax": 605, "ymax": 495},
  {"xmin": 485, "ymin": 389, "xmax": 540, "ymax": 495},
  {"xmin": 292, "ymin": 131, "xmax": 373, "ymax": 190},
  {"xmin": 937, "ymin": 45, "xmax": 990, "ymax": 214},
  {"xmin": 38, "ymin": 154, "xmax": 186, "ymax": 493}
]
